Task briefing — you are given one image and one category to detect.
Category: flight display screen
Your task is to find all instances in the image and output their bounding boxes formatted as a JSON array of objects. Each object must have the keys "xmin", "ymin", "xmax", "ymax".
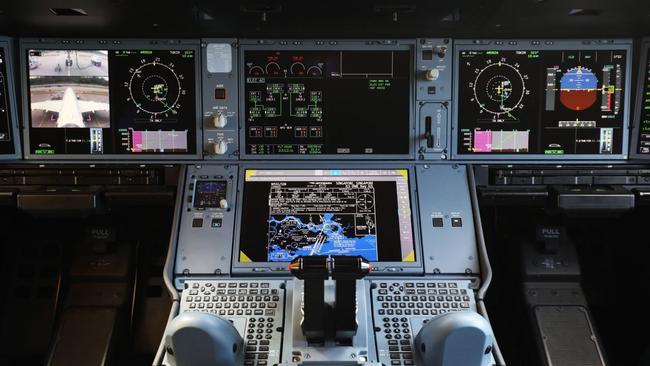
[
  {"xmin": 243, "ymin": 50, "xmax": 411, "ymax": 155},
  {"xmin": 0, "ymin": 47, "xmax": 14, "ymax": 155},
  {"xmin": 238, "ymin": 170, "xmax": 415, "ymax": 263},
  {"xmin": 636, "ymin": 49, "xmax": 650, "ymax": 154},
  {"xmin": 26, "ymin": 48, "xmax": 197, "ymax": 156},
  {"xmin": 456, "ymin": 48, "xmax": 628, "ymax": 156}
]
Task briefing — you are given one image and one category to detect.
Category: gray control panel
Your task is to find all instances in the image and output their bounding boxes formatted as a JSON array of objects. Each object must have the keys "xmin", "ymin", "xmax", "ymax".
[
  {"xmin": 175, "ymin": 165, "xmax": 238, "ymax": 275},
  {"xmin": 416, "ymin": 164, "xmax": 480, "ymax": 274},
  {"xmin": 202, "ymin": 39, "xmax": 240, "ymax": 159}
]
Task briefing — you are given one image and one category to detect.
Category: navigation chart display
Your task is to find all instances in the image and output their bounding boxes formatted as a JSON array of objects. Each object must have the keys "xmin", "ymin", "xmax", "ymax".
[
  {"xmin": 26, "ymin": 47, "xmax": 197, "ymax": 156},
  {"xmin": 456, "ymin": 46, "xmax": 629, "ymax": 156},
  {"xmin": 243, "ymin": 49, "xmax": 411, "ymax": 155},
  {"xmin": 238, "ymin": 170, "xmax": 415, "ymax": 263}
]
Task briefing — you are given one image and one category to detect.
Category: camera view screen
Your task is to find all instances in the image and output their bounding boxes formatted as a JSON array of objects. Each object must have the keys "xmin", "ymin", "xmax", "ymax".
[
  {"xmin": 243, "ymin": 50, "xmax": 411, "ymax": 155},
  {"xmin": 27, "ymin": 49, "xmax": 197, "ymax": 155},
  {"xmin": 238, "ymin": 169, "xmax": 416, "ymax": 263},
  {"xmin": 0, "ymin": 48, "xmax": 15, "ymax": 154},
  {"xmin": 457, "ymin": 48, "xmax": 628, "ymax": 155}
]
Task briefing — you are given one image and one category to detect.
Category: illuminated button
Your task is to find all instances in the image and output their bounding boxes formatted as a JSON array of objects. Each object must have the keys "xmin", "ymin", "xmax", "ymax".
[
  {"xmin": 451, "ymin": 217, "xmax": 462, "ymax": 227},
  {"xmin": 211, "ymin": 218, "xmax": 223, "ymax": 228}
]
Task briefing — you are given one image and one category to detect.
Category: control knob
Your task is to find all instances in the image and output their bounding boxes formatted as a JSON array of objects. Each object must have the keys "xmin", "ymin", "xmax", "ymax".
[
  {"xmin": 219, "ymin": 199, "xmax": 229, "ymax": 209},
  {"xmin": 211, "ymin": 112, "xmax": 227, "ymax": 128},
  {"xmin": 212, "ymin": 140, "xmax": 228, "ymax": 155},
  {"xmin": 425, "ymin": 68, "xmax": 440, "ymax": 81}
]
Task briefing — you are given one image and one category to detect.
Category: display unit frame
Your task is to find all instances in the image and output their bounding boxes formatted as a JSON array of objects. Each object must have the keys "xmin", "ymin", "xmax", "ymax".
[
  {"xmin": 0, "ymin": 37, "xmax": 22, "ymax": 160},
  {"xmin": 238, "ymin": 39, "xmax": 417, "ymax": 160},
  {"xmin": 452, "ymin": 38, "xmax": 633, "ymax": 162},
  {"xmin": 231, "ymin": 163, "xmax": 424, "ymax": 275},
  {"xmin": 19, "ymin": 38, "xmax": 203, "ymax": 160},
  {"xmin": 630, "ymin": 37, "xmax": 650, "ymax": 160}
]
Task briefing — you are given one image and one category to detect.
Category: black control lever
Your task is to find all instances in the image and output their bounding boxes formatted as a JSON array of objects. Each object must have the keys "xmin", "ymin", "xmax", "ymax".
[
  {"xmin": 424, "ymin": 116, "xmax": 434, "ymax": 148},
  {"xmin": 289, "ymin": 255, "xmax": 371, "ymax": 342}
]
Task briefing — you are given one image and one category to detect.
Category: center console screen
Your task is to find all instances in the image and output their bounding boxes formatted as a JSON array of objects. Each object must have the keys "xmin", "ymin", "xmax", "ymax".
[
  {"xmin": 243, "ymin": 48, "xmax": 412, "ymax": 156},
  {"xmin": 455, "ymin": 40, "xmax": 631, "ymax": 158},
  {"xmin": 23, "ymin": 41, "xmax": 200, "ymax": 158},
  {"xmin": 238, "ymin": 169, "xmax": 415, "ymax": 263}
]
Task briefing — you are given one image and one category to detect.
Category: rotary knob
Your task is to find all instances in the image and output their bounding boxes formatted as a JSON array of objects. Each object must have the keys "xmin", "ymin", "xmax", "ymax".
[
  {"xmin": 212, "ymin": 112, "xmax": 227, "ymax": 128},
  {"xmin": 212, "ymin": 139, "xmax": 228, "ymax": 155},
  {"xmin": 425, "ymin": 68, "xmax": 440, "ymax": 81},
  {"xmin": 219, "ymin": 199, "xmax": 229, "ymax": 209}
]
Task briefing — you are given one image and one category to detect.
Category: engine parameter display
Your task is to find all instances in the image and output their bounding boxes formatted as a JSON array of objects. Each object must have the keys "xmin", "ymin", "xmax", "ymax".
[
  {"xmin": 239, "ymin": 170, "xmax": 415, "ymax": 263},
  {"xmin": 26, "ymin": 48, "xmax": 197, "ymax": 156},
  {"xmin": 457, "ymin": 48, "xmax": 628, "ymax": 156},
  {"xmin": 243, "ymin": 50, "xmax": 411, "ymax": 155}
]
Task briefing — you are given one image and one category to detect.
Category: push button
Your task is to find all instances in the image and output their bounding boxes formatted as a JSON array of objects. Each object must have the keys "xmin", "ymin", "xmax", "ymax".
[
  {"xmin": 451, "ymin": 217, "xmax": 462, "ymax": 227},
  {"xmin": 432, "ymin": 217, "xmax": 443, "ymax": 227},
  {"xmin": 211, "ymin": 218, "xmax": 223, "ymax": 228},
  {"xmin": 192, "ymin": 218, "xmax": 204, "ymax": 228}
]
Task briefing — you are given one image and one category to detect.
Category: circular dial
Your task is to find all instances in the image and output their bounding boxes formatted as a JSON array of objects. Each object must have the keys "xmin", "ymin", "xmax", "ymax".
[
  {"xmin": 469, "ymin": 59, "xmax": 529, "ymax": 120},
  {"xmin": 126, "ymin": 56, "xmax": 186, "ymax": 122}
]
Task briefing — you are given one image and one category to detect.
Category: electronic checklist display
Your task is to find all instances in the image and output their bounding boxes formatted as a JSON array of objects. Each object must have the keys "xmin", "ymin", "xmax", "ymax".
[
  {"xmin": 237, "ymin": 169, "xmax": 416, "ymax": 265},
  {"xmin": 21, "ymin": 39, "xmax": 201, "ymax": 159},
  {"xmin": 454, "ymin": 39, "xmax": 632, "ymax": 160},
  {"xmin": 241, "ymin": 41, "xmax": 414, "ymax": 158},
  {"xmin": 0, "ymin": 39, "xmax": 20, "ymax": 158}
]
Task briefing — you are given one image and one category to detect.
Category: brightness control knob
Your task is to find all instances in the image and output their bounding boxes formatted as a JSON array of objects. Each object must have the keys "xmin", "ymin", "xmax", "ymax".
[
  {"xmin": 425, "ymin": 68, "xmax": 440, "ymax": 81},
  {"xmin": 212, "ymin": 112, "xmax": 228, "ymax": 128},
  {"xmin": 219, "ymin": 199, "xmax": 229, "ymax": 210},
  {"xmin": 212, "ymin": 140, "xmax": 228, "ymax": 155}
]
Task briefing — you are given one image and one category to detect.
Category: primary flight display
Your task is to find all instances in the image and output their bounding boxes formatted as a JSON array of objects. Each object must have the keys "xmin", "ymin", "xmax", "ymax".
[
  {"xmin": 26, "ymin": 48, "xmax": 197, "ymax": 156},
  {"xmin": 456, "ymin": 47, "xmax": 629, "ymax": 156}
]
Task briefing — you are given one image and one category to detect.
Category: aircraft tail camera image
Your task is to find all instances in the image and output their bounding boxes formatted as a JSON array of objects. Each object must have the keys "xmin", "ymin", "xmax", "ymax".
[{"xmin": 29, "ymin": 50, "xmax": 110, "ymax": 128}]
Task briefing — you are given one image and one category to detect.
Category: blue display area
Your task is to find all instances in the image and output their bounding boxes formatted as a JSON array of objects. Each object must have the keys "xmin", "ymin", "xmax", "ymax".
[{"xmin": 267, "ymin": 213, "xmax": 378, "ymax": 261}]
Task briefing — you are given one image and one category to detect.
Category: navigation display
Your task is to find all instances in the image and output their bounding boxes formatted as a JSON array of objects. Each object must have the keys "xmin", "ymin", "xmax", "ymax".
[
  {"xmin": 238, "ymin": 170, "xmax": 415, "ymax": 263},
  {"xmin": 0, "ymin": 47, "xmax": 15, "ymax": 155},
  {"xmin": 243, "ymin": 49, "xmax": 411, "ymax": 155},
  {"xmin": 456, "ymin": 46, "xmax": 629, "ymax": 156},
  {"xmin": 25, "ymin": 47, "xmax": 197, "ymax": 156},
  {"xmin": 635, "ymin": 46, "xmax": 650, "ymax": 154}
]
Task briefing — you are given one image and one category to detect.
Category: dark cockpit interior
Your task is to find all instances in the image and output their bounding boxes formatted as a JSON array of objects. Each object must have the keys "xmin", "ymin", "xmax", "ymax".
[{"xmin": 1, "ymin": 1, "xmax": 650, "ymax": 366}]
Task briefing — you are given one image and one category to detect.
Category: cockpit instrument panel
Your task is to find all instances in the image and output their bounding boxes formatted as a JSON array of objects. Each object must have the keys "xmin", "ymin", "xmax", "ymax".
[
  {"xmin": 240, "ymin": 40, "xmax": 415, "ymax": 159},
  {"xmin": 0, "ymin": 38, "xmax": 20, "ymax": 158},
  {"xmin": 20, "ymin": 39, "xmax": 201, "ymax": 160},
  {"xmin": 453, "ymin": 39, "xmax": 632, "ymax": 160}
]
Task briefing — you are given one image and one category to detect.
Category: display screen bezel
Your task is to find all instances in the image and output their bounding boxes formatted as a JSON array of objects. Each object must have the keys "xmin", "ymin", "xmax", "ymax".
[
  {"xmin": 631, "ymin": 38, "xmax": 650, "ymax": 160},
  {"xmin": 238, "ymin": 39, "xmax": 417, "ymax": 160},
  {"xmin": 0, "ymin": 38, "xmax": 21, "ymax": 159},
  {"xmin": 19, "ymin": 38, "xmax": 202, "ymax": 160},
  {"xmin": 231, "ymin": 164, "xmax": 424, "ymax": 275},
  {"xmin": 451, "ymin": 39, "xmax": 633, "ymax": 161}
]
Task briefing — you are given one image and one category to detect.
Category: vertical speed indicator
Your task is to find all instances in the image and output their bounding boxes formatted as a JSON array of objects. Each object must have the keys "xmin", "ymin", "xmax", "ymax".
[{"xmin": 125, "ymin": 55, "xmax": 186, "ymax": 122}]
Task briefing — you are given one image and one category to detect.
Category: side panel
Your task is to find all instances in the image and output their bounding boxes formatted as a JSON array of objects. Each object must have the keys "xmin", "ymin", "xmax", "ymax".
[
  {"xmin": 201, "ymin": 39, "xmax": 240, "ymax": 159},
  {"xmin": 416, "ymin": 164, "xmax": 480, "ymax": 274},
  {"xmin": 175, "ymin": 164, "xmax": 238, "ymax": 275}
]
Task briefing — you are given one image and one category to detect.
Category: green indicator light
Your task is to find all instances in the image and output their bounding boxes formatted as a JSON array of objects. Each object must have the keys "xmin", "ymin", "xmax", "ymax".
[
  {"xmin": 544, "ymin": 150, "xmax": 565, "ymax": 155},
  {"xmin": 34, "ymin": 149, "xmax": 55, "ymax": 155},
  {"xmin": 486, "ymin": 51, "xmax": 499, "ymax": 55}
]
